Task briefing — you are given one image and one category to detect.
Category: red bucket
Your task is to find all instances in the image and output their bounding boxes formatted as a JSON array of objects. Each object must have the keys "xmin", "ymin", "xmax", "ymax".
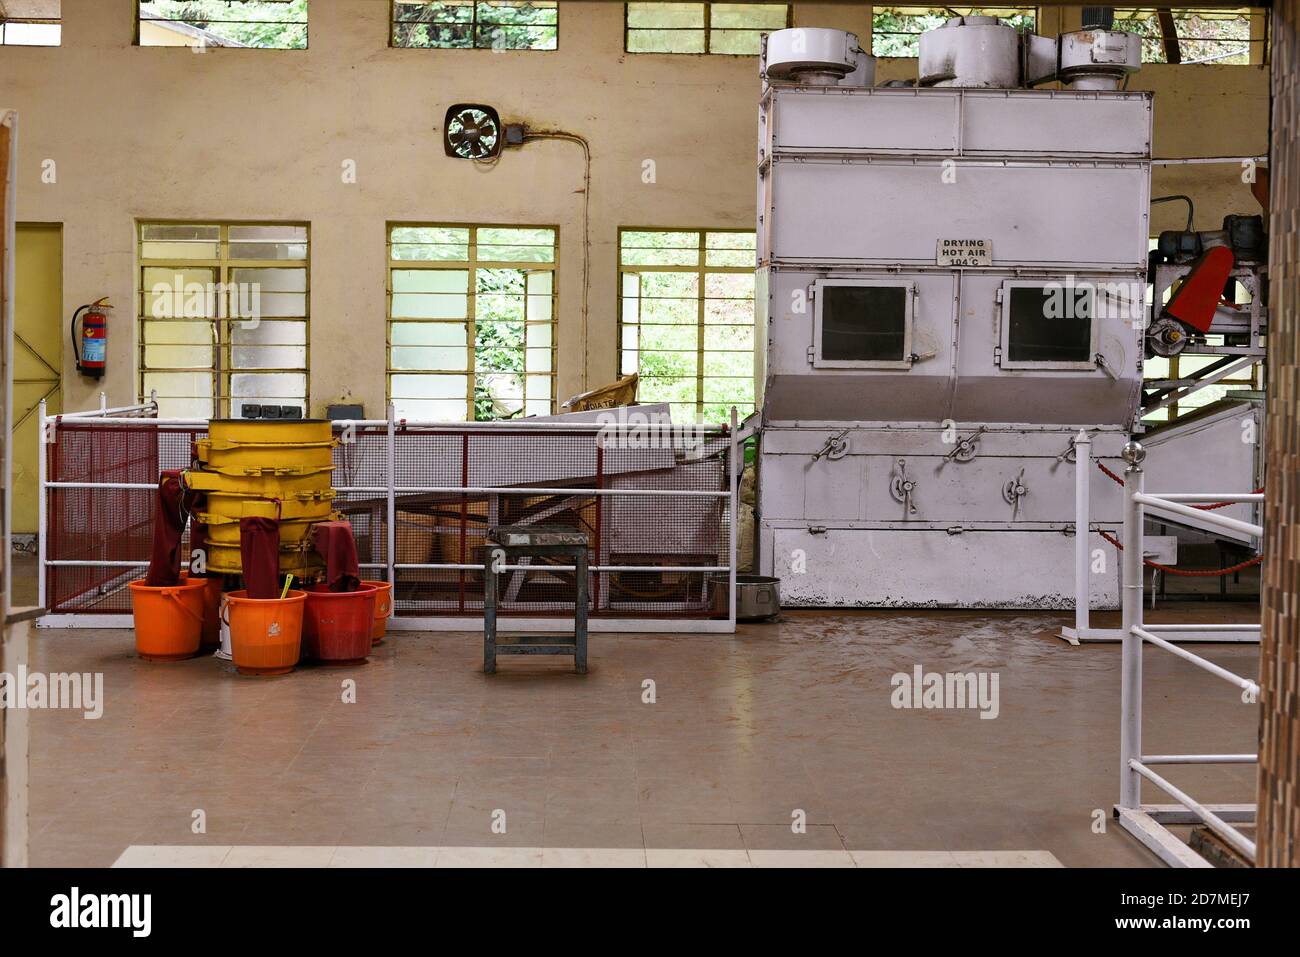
[{"xmin": 302, "ymin": 584, "xmax": 377, "ymax": 665}]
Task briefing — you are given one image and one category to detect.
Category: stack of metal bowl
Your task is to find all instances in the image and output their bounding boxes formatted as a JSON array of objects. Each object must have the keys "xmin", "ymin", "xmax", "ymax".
[{"xmin": 185, "ymin": 418, "xmax": 338, "ymax": 578}]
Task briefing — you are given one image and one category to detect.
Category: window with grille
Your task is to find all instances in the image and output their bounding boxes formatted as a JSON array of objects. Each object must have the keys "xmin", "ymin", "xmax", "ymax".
[
  {"xmin": 618, "ymin": 229, "xmax": 757, "ymax": 423},
  {"xmin": 1111, "ymin": 8, "xmax": 1266, "ymax": 65},
  {"xmin": 138, "ymin": 223, "xmax": 310, "ymax": 418},
  {"xmin": 138, "ymin": 0, "xmax": 309, "ymax": 49},
  {"xmin": 1, "ymin": 0, "xmax": 60, "ymax": 45},
  {"xmin": 392, "ymin": 1, "xmax": 557, "ymax": 49},
  {"xmin": 387, "ymin": 225, "xmax": 557, "ymax": 421},
  {"xmin": 626, "ymin": 2, "xmax": 790, "ymax": 54},
  {"xmin": 872, "ymin": 7, "xmax": 1037, "ymax": 57}
]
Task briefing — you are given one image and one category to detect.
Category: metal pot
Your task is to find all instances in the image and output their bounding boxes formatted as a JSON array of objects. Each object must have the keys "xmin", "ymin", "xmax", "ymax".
[{"xmin": 708, "ymin": 574, "xmax": 781, "ymax": 621}]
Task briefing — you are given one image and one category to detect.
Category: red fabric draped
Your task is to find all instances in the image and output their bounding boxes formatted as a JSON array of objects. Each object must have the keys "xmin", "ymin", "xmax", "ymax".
[
  {"xmin": 239, "ymin": 517, "xmax": 281, "ymax": 599},
  {"xmin": 144, "ymin": 471, "xmax": 187, "ymax": 586},
  {"xmin": 312, "ymin": 521, "xmax": 361, "ymax": 592}
]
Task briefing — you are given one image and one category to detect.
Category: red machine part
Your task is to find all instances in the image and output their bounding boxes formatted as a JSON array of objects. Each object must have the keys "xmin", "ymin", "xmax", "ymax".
[{"xmin": 1164, "ymin": 245, "xmax": 1235, "ymax": 334}]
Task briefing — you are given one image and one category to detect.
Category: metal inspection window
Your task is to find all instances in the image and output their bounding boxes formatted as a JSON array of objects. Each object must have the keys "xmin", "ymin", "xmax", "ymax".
[
  {"xmin": 387, "ymin": 223, "xmax": 557, "ymax": 422},
  {"xmin": 998, "ymin": 282, "xmax": 1096, "ymax": 369},
  {"xmin": 138, "ymin": 222, "xmax": 310, "ymax": 419},
  {"xmin": 811, "ymin": 279, "xmax": 914, "ymax": 369}
]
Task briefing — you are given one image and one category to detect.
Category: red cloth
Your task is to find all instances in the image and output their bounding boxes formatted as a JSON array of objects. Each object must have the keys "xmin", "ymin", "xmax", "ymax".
[
  {"xmin": 240, "ymin": 517, "xmax": 281, "ymax": 599},
  {"xmin": 312, "ymin": 521, "xmax": 361, "ymax": 592},
  {"xmin": 145, "ymin": 471, "xmax": 187, "ymax": 586}
]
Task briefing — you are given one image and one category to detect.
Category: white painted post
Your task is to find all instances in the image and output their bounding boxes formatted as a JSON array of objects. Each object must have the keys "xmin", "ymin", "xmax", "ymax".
[
  {"xmin": 728, "ymin": 406, "xmax": 739, "ymax": 631},
  {"xmin": 386, "ymin": 403, "xmax": 396, "ymax": 589},
  {"xmin": 1074, "ymin": 429, "xmax": 1091, "ymax": 635},
  {"xmin": 37, "ymin": 399, "xmax": 47, "ymax": 611},
  {"xmin": 1120, "ymin": 441, "xmax": 1146, "ymax": 810}
]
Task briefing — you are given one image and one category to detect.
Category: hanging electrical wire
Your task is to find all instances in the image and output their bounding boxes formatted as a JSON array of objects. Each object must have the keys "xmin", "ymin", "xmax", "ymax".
[{"xmin": 522, "ymin": 129, "xmax": 592, "ymax": 390}]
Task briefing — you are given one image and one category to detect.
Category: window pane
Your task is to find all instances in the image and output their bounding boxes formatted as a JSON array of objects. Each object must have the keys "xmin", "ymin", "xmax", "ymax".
[
  {"xmin": 821, "ymin": 286, "xmax": 907, "ymax": 362},
  {"xmin": 1007, "ymin": 287, "xmax": 1092, "ymax": 363},
  {"xmin": 393, "ymin": 1, "xmax": 557, "ymax": 50},
  {"xmin": 0, "ymin": 12, "xmax": 62, "ymax": 47},
  {"xmin": 628, "ymin": 2, "xmax": 787, "ymax": 54},
  {"xmin": 139, "ymin": 0, "xmax": 309, "ymax": 50},
  {"xmin": 1112, "ymin": 8, "xmax": 1257, "ymax": 65},
  {"xmin": 140, "ymin": 222, "xmax": 309, "ymax": 416},
  {"xmin": 872, "ymin": 7, "xmax": 1036, "ymax": 58},
  {"xmin": 389, "ymin": 224, "xmax": 556, "ymax": 419},
  {"xmin": 619, "ymin": 227, "xmax": 757, "ymax": 421}
]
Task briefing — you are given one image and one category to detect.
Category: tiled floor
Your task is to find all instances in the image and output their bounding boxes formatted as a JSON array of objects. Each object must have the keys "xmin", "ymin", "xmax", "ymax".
[
  {"xmin": 111, "ymin": 845, "xmax": 1063, "ymax": 868},
  {"xmin": 24, "ymin": 605, "xmax": 1259, "ymax": 868}
]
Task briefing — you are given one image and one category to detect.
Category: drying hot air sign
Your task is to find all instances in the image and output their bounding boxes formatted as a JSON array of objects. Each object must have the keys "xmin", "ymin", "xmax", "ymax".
[{"xmin": 936, "ymin": 239, "xmax": 993, "ymax": 267}]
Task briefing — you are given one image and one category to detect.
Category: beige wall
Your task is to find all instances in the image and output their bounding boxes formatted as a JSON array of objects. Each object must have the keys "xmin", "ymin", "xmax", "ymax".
[{"xmin": 0, "ymin": 0, "xmax": 1269, "ymax": 418}]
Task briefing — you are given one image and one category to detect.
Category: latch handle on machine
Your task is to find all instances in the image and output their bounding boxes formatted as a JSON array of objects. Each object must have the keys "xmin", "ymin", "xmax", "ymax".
[
  {"xmin": 811, "ymin": 429, "xmax": 850, "ymax": 462},
  {"xmin": 944, "ymin": 425, "xmax": 985, "ymax": 463},
  {"xmin": 1002, "ymin": 467, "xmax": 1029, "ymax": 511},
  {"xmin": 1094, "ymin": 352, "xmax": 1120, "ymax": 381},
  {"xmin": 890, "ymin": 458, "xmax": 918, "ymax": 515}
]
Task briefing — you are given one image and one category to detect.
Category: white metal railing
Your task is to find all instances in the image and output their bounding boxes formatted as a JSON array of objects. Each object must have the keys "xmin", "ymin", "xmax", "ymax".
[
  {"xmin": 1113, "ymin": 441, "xmax": 1260, "ymax": 868},
  {"xmin": 1061, "ymin": 429, "xmax": 1262, "ymax": 645},
  {"xmin": 38, "ymin": 399, "xmax": 741, "ymax": 634}
]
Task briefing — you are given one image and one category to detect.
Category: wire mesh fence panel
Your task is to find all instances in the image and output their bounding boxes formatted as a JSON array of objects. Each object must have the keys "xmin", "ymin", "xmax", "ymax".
[
  {"xmin": 46, "ymin": 425, "xmax": 206, "ymax": 613},
  {"xmin": 387, "ymin": 427, "xmax": 731, "ymax": 618},
  {"xmin": 332, "ymin": 425, "xmax": 390, "ymax": 575},
  {"xmin": 43, "ymin": 418, "xmax": 734, "ymax": 621}
]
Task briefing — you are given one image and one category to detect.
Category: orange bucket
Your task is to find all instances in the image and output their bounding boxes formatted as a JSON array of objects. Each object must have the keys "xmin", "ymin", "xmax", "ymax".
[
  {"xmin": 362, "ymin": 580, "xmax": 393, "ymax": 645},
  {"xmin": 129, "ymin": 578, "xmax": 207, "ymax": 662},
  {"xmin": 224, "ymin": 589, "xmax": 307, "ymax": 677},
  {"xmin": 181, "ymin": 572, "xmax": 225, "ymax": 650}
]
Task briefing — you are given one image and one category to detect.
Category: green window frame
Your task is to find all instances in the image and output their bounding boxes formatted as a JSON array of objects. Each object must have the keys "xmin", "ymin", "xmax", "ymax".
[
  {"xmin": 625, "ymin": 2, "xmax": 790, "ymax": 55},
  {"xmin": 618, "ymin": 228, "xmax": 757, "ymax": 424},
  {"xmin": 0, "ymin": 1, "xmax": 61, "ymax": 46},
  {"xmin": 872, "ymin": 7, "xmax": 1038, "ymax": 57},
  {"xmin": 137, "ymin": 0, "xmax": 309, "ymax": 49},
  {"xmin": 387, "ymin": 224, "xmax": 558, "ymax": 421},
  {"xmin": 391, "ymin": 1, "xmax": 558, "ymax": 50},
  {"xmin": 1111, "ymin": 7, "xmax": 1268, "ymax": 65},
  {"xmin": 138, "ymin": 222, "xmax": 310, "ymax": 418}
]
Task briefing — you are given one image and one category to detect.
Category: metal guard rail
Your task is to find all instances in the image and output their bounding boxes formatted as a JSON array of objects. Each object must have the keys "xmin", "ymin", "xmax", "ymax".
[{"xmin": 1115, "ymin": 440, "xmax": 1261, "ymax": 867}]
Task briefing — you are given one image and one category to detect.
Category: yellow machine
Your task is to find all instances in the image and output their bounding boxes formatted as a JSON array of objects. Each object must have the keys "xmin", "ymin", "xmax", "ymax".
[{"xmin": 184, "ymin": 419, "xmax": 339, "ymax": 577}]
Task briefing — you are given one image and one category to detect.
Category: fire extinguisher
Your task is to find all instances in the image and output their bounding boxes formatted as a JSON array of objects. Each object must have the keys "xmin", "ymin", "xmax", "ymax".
[{"xmin": 71, "ymin": 297, "xmax": 111, "ymax": 378}]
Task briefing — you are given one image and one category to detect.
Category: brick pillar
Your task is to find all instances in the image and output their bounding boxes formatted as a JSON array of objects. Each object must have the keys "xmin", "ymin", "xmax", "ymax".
[{"xmin": 1258, "ymin": 0, "xmax": 1300, "ymax": 868}]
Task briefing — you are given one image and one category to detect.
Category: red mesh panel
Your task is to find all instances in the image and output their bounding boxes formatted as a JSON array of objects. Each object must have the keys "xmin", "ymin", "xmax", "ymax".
[{"xmin": 47, "ymin": 424, "xmax": 204, "ymax": 613}]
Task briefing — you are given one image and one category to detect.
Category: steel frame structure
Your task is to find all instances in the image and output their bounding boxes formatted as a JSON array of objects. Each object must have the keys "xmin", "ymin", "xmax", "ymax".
[
  {"xmin": 1113, "ymin": 443, "xmax": 1261, "ymax": 867},
  {"xmin": 37, "ymin": 397, "xmax": 740, "ymax": 634}
]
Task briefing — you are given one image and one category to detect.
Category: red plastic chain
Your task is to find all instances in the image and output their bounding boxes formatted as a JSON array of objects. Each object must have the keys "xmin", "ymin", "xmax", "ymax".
[
  {"xmin": 1097, "ymin": 529, "xmax": 1263, "ymax": 577},
  {"xmin": 1095, "ymin": 459, "xmax": 1262, "ymax": 510}
]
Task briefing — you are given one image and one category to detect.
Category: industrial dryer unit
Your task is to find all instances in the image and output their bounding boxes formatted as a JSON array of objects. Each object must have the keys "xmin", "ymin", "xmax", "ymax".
[{"xmin": 754, "ymin": 19, "xmax": 1152, "ymax": 608}]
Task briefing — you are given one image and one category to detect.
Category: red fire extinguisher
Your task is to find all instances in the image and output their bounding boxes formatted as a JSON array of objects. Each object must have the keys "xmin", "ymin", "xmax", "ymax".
[{"xmin": 71, "ymin": 297, "xmax": 111, "ymax": 378}]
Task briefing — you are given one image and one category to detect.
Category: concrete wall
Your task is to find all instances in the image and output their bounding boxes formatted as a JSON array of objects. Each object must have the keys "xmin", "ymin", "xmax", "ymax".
[{"xmin": 0, "ymin": 1, "xmax": 1269, "ymax": 418}]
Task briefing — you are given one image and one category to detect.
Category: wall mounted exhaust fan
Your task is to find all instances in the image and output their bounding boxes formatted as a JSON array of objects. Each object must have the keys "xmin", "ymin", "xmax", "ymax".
[{"xmin": 444, "ymin": 103, "xmax": 503, "ymax": 159}]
